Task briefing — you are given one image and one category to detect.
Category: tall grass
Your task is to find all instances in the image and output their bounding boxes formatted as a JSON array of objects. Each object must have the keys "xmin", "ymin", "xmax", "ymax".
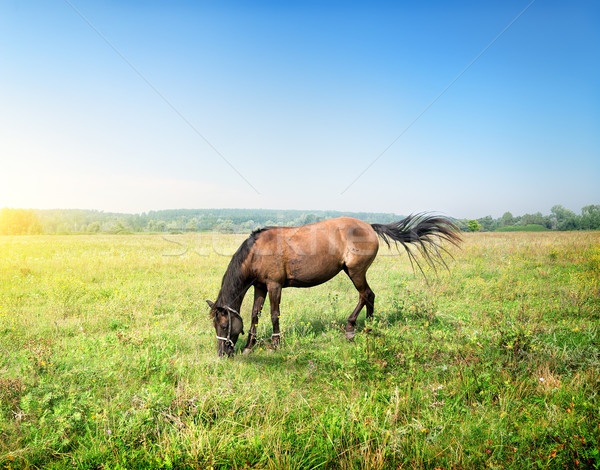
[{"xmin": 1, "ymin": 232, "xmax": 599, "ymax": 469}]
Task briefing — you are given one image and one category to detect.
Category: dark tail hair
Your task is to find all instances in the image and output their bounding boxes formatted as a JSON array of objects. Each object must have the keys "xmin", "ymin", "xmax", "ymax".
[{"xmin": 371, "ymin": 213, "xmax": 462, "ymax": 275}]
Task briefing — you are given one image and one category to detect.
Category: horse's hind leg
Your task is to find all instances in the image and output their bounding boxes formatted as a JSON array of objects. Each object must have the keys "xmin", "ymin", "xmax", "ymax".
[
  {"xmin": 344, "ymin": 268, "xmax": 375, "ymax": 340},
  {"xmin": 243, "ymin": 284, "xmax": 266, "ymax": 354}
]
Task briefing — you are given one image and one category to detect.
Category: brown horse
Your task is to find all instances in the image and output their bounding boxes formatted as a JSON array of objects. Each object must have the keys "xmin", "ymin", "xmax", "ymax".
[{"xmin": 207, "ymin": 214, "xmax": 461, "ymax": 356}]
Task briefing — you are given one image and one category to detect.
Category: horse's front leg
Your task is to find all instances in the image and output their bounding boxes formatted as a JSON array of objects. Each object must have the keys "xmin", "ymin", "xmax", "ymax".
[
  {"xmin": 243, "ymin": 284, "xmax": 266, "ymax": 355},
  {"xmin": 267, "ymin": 283, "xmax": 282, "ymax": 348}
]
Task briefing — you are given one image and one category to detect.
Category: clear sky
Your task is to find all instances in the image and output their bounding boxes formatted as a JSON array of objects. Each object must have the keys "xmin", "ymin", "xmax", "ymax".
[{"xmin": 1, "ymin": 1, "xmax": 598, "ymax": 219}]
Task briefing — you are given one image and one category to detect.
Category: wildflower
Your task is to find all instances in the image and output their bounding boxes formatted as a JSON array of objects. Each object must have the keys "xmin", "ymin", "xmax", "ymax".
[
  {"xmin": 539, "ymin": 377, "xmax": 545, "ymax": 382},
  {"xmin": 107, "ymin": 429, "xmax": 112, "ymax": 435}
]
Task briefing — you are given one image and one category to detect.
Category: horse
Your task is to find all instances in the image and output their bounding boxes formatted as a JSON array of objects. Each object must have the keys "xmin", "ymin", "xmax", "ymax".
[{"xmin": 206, "ymin": 213, "xmax": 461, "ymax": 356}]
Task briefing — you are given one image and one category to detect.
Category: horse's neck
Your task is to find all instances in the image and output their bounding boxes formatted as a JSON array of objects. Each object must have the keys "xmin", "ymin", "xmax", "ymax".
[
  {"xmin": 219, "ymin": 292, "xmax": 244, "ymax": 312},
  {"xmin": 217, "ymin": 244, "xmax": 254, "ymax": 312},
  {"xmin": 217, "ymin": 278, "xmax": 252, "ymax": 312}
]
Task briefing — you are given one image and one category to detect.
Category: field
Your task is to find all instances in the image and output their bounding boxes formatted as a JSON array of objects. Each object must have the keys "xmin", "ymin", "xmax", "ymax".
[{"xmin": 1, "ymin": 231, "xmax": 599, "ymax": 469}]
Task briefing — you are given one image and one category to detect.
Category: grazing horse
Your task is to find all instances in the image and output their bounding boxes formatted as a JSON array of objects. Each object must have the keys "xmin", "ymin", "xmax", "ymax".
[{"xmin": 207, "ymin": 214, "xmax": 461, "ymax": 356}]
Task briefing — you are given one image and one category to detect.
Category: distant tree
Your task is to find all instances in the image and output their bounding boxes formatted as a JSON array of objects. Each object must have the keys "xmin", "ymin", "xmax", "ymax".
[
  {"xmin": 468, "ymin": 220, "xmax": 481, "ymax": 232},
  {"xmin": 56, "ymin": 222, "xmax": 73, "ymax": 234},
  {"xmin": 197, "ymin": 216, "xmax": 216, "ymax": 231},
  {"xmin": 580, "ymin": 205, "xmax": 600, "ymax": 230},
  {"xmin": 477, "ymin": 216, "xmax": 496, "ymax": 231},
  {"xmin": 87, "ymin": 222, "xmax": 101, "ymax": 233},
  {"xmin": 216, "ymin": 219, "xmax": 235, "ymax": 233},
  {"xmin": 240, "ymin": 220, "xmax": 259, "ymax": 232},
  {"xmin": 166, "ymin": 221, "xmax": 182, "ymax": 232},
  {"xmin": 0, "ymin": 208, "xmax": 42, "ymax": 235},
  {"xmin": 500, "ymin": 212, "xmax": 514, "ymax": 227},
  {"xmin": 551, "ymin": 205, "xmax": 577, "ymax": 231},
  {"xmin": 186, "ymin": 218, "xmax": 199, "ymax": 232},
  {"xmin": 300, "ymin": 213, "xmax": 317, "ymax": 225},
  {"xmin": 111, "ymin": 221, "xmax": 128, "ymax": 234},
  {"xmin": 521, "ymin": 212, "xmax": 546, "ymax": 227}
]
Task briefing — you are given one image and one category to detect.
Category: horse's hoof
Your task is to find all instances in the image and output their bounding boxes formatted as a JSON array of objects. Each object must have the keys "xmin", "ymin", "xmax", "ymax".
[
  {"xmin": 242, "ymin": 348, "xmax": 252, "ymax": 355},
  {"xmin": 345, "ymin": 330, "xmax": 356, "ymax": 341}
]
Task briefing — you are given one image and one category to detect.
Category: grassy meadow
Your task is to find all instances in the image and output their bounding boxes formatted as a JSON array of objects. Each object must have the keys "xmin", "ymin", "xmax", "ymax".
[{"xmin": 1, "ymin": 231, "xmax": 599, "ymax": 469}]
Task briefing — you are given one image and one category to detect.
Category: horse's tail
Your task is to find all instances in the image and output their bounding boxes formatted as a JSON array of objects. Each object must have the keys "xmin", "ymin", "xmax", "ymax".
[{"xmin": 371, "ymin": 213, "xmax": 462, "ymax": 275}]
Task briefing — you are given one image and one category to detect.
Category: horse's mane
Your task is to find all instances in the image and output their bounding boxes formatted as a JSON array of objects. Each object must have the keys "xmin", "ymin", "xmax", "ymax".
[{"xmin": 211, "ymin": 227, "xmax": 271, "ymax": 317}]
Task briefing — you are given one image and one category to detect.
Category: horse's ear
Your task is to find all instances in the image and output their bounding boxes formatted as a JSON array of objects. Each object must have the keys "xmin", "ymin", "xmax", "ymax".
[{"xmin": 206, "ymin": 300, "xmax": 215, "ymax": 309}]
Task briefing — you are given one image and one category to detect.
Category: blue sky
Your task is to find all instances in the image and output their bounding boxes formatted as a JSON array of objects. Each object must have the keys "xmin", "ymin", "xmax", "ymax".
[{"xmin": 1, "ymin": 0, "xmax": 598, "ymax": 218}]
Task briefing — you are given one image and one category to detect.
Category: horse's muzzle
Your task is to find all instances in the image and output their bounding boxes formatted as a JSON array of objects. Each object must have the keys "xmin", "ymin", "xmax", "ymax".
[{"xmin": 217, "ymin": 341, "xmax": 235, "ymax": 357}]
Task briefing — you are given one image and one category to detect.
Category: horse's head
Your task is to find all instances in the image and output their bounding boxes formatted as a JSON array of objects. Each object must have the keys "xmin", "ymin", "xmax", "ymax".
[{"xmin": 206, "ymin": 300, "xmax": 244, "ymax": 357}]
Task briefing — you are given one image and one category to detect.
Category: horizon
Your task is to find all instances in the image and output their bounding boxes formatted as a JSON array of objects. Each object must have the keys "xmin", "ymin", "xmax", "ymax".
[
  {"xmin": 5, "ymin": 203, "xmax": 595, "ymax": 221},
  {"xmin": 1, "ymin": 1, "xmax": 599, "ymax": 219}
]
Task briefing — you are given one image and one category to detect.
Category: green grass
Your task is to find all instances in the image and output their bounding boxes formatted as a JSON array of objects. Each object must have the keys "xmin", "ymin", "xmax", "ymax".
[{"xmin": 1, "ymin": 232, "xmax": 599, "ymax": 469}]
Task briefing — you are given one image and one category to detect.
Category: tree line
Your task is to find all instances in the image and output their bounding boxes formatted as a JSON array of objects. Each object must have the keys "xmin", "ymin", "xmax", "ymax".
[
  {"xmin": 0, "ymin": 205, "xmax": 598, "ymax": 235},
  {"xmin": 0, "ymin": 208, "xmax": 400, "ymax": 235},
  {"xmin": 463, "ymin": 205, "xmax": 600, "ymax": 232}
]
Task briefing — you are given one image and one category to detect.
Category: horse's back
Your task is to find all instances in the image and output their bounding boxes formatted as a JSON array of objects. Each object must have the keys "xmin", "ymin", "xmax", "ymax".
[
  {"xmin": 285, "ymin": 217, "xmax": 378, "ymax": 256},
  {"xmin": 245, "ymin": 217, "xmax": 379, "ymax": 288}
]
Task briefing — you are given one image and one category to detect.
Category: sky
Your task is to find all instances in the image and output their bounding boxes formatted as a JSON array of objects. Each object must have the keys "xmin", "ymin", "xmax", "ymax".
[{"xmin": 0, "ymin": 0, "xmax": 598, "ymax": 219}]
